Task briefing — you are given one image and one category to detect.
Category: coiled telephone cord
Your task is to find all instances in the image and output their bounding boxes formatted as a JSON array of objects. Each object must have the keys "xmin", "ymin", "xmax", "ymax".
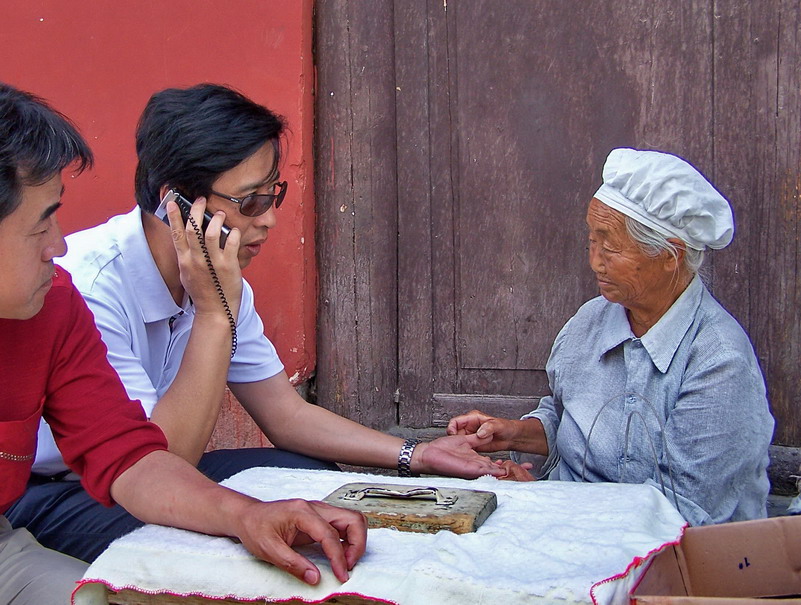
[{"xmin": 184, "ymin": 213, "xmax": 238, "ymax": 358}]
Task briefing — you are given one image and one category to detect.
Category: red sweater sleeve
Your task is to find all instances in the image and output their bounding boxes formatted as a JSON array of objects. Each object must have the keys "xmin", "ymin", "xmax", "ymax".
[{"xmin": 1, "ymin": 269, "xmax": 167, "ymax": 508}]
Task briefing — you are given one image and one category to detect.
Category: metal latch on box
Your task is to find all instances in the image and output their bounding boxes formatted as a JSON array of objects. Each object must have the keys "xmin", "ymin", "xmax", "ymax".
[{"xmin": 343, "ymin": 486, "xmax": 458, "ymax": 507}]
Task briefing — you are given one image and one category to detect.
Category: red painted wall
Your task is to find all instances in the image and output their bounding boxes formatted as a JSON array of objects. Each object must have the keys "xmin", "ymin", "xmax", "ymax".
[{"xmin": 1, "ymin": 1, "xmax": 317, "ymax": 384}]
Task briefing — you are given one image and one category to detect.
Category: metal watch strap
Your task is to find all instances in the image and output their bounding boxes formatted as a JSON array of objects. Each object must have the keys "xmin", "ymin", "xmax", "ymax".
[{"xmin": 397, "ymin": 438, "xmax": 421, "ymax": 477}]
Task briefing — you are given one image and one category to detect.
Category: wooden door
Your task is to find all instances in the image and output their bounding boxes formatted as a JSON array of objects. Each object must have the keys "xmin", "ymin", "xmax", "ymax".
[
  {"xmin": 395, "ymin": 0, "xmax": 718, "ymax": 428},
  {"xmin": 314, "ymin": 1, "xmax": 801, "ymax": 459}
]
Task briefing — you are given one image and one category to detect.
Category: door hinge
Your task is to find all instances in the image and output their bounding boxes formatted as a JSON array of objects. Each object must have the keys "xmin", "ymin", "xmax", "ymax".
[{"xmin": 393, "ymin": 388, "xmax": 401, "ymax": 404}]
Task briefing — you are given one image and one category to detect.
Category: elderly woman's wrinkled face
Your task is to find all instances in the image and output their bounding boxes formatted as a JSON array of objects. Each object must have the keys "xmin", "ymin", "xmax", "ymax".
[{"xmin": 586, "ymin": 198, "xmax": 671, "ymax": 310}]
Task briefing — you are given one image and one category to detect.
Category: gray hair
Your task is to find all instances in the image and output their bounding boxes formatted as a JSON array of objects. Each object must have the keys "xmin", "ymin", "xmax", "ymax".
[{"xmin": 625, "ymin": 216, "xmax": 705, "ymax": 274}]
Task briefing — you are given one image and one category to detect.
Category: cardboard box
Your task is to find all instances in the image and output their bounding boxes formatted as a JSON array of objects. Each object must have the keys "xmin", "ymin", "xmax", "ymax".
[{"xmin": 631, "ymin": 515, "xmax": 801, "ymax": 603}]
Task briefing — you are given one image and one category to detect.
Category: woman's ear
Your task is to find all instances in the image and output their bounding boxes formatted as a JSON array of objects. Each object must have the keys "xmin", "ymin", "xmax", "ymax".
[{"xmin": 664, "ymin": 238, "xmax": 686, "ymax": 271}]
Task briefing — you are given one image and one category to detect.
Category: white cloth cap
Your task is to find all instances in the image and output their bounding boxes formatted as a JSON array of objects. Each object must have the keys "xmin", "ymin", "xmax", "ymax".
[{"xmin": 593, "ymin": 148, "xmax": 734, "ymax": 250}]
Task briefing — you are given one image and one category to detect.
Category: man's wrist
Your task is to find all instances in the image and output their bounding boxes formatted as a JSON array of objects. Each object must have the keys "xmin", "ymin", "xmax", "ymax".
[
  {"xmin": 397, "ymin": 438, "xmax": 421, "ymax": 477},
  {"xmin": 217, "ymin": 487, "xmax": 263, "ymax": 539}
]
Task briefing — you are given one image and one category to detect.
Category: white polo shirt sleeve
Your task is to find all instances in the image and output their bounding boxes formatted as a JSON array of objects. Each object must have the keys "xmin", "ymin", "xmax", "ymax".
[{"xmin": 229, "ymin": 279, "xmax": 285, "ymax": 382}]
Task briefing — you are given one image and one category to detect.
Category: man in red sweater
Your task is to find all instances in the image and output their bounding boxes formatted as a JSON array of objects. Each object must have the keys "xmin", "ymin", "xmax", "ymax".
[{"xmin": 0, "ymin": 83, "xmax": 366, "ymax": 603}]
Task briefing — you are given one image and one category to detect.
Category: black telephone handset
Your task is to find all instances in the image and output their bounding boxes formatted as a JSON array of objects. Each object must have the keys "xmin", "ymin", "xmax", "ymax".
[
  {"xmin": 155, "ymin": 188, "xmax": 237, "ymax": 357},
  {"xmin": 155, "ymin": 189, "xmax": 230, "ymax": 248}
]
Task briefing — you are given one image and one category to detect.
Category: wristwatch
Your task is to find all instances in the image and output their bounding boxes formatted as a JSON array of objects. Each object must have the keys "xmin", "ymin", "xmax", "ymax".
[{"xmin": 397, "ymin": 438, "xmax": 421, "ymax": 477}]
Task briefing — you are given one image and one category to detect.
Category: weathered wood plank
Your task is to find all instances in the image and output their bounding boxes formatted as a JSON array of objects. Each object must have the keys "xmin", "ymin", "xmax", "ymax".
[
  {"xmin": 431, "ymin": 393, "xmax": 540, "ymax": 427},
  {"xmin": 712, "ymin": 0, "xmax": 801, "ymax": 445},
  {"xmin": 315, "ymin": 0, "xmax": 361, "ymax": 420},
  {"xmin": 315, "ymin": 1, "xmax": 399, "ymax": 429},
  {"xmin": 428, "ymin": 0, "xmax": 461, "ymax": 404},
  {"xmin": 395, "ymin": 0, "xmax": 436, "ymax": 426},
  {"xmin": 347, "ymin": 0, "xmax": 400, "ymax": 429}
]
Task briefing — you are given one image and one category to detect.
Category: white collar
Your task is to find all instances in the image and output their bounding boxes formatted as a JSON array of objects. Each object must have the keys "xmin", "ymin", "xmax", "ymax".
[{"xmin": 596, "ymin": 275, "xmax": 704, "ymax": 373}]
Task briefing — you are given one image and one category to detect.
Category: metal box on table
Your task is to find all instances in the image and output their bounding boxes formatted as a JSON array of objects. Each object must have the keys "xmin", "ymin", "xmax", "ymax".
[{"xmin": 323, "ymin": 482, "xmax": 497, "ymax": 534}]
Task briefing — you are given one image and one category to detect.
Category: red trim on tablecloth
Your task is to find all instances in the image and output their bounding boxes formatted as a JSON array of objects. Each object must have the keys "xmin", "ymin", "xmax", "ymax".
[
  {"xmin": 72, "ymin": 579, "xmax": 400, "ymax": 605},
  {"xmin": 589, "ymin": 522, "xmax": 687, "ymax": 605}
]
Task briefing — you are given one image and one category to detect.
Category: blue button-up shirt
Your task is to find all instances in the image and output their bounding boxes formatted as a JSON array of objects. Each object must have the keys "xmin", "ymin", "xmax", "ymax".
[{"xmin": 517, "ymin": 276, "xmax": 774, "ymax": 525}]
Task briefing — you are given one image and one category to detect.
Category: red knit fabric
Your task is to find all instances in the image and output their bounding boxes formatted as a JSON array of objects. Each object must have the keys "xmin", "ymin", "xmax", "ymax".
[{"xmin": 0, "ymin": 268, "xmax": 167, "ymax": 513}]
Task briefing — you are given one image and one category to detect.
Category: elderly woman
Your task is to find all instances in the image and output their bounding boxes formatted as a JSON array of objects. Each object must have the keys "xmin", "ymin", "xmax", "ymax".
[{"xmin": 448, "ymin": 148, "xmax": 775, "ymax": 526}]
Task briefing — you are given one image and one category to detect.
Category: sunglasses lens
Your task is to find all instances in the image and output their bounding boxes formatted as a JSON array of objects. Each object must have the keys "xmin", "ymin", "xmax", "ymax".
[
  {"xmin": 274, "ymin": 182, "xmax": 287, "ymax": 209},
  {"xmin": 241, "ymin": 195, "xmax": 273, "ymax": 217},
  {"xmin": 239, "ymin": 183, "xmax": 287, "ymax": 217}
]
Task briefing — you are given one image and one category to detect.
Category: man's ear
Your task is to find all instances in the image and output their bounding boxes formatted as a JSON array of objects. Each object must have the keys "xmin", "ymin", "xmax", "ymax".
[{"xmin": 158, "ymin": 184, "xmax": 171, "ymax": 203}]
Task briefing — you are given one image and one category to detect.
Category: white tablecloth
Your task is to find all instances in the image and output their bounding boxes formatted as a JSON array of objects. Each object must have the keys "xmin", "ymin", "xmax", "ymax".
[{"xmin": 73, "ymin": 467, "xmax": 686, "ymax": 605}]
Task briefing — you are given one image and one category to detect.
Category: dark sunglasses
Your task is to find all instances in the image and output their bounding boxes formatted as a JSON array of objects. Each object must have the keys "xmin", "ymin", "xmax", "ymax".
[{"xmin": 210, "ymin": 181, "xmax": 287, "ymax": 217}]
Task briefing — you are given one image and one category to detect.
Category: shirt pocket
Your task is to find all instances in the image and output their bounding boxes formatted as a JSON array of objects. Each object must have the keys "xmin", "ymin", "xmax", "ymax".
[{"xmin": 0, "ymin": 400, "xmax": 42, "ymax": 511}]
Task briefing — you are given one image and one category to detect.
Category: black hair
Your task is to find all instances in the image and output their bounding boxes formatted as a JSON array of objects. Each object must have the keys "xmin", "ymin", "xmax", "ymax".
[
  {"xmin": 0, "ymin": 82, "xmax": 93, "ymax": 222},
  {"xmin": 134, "ymin": 83, "xmax": 285, "ymax": 213}
]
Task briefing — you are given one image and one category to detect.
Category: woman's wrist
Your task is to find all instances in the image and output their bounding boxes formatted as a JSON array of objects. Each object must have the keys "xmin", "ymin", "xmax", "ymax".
[{"xmin": 510, "ymin": 418, "xmax": 548, "ymax": 454}]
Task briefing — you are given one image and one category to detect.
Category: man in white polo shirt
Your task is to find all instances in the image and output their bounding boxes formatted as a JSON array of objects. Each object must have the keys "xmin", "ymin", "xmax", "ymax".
[
  {"xmin": 0, "ymin": 80, "xmax": 367, "ymax": 604},
  {"xmin": 7, "ymin": 83, "xmax": 504, "ymax": 563}
]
